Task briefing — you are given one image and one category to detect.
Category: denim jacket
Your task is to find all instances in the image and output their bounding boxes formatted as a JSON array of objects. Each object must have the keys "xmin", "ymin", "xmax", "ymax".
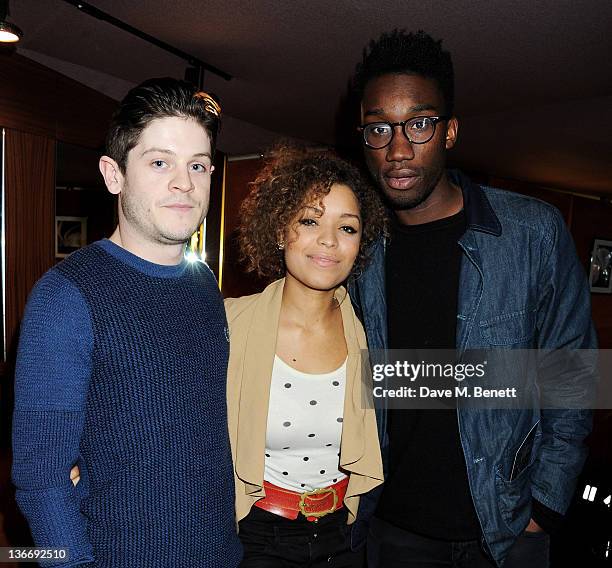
[{"xmin": 349, "ymin": 170, "xmax": 597, "ymax": 566}]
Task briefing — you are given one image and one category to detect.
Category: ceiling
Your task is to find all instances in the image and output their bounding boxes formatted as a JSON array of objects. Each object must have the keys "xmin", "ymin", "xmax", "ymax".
[{"xmin": 8, "ymin": 0, "xmax": 612, "ymax": 194}]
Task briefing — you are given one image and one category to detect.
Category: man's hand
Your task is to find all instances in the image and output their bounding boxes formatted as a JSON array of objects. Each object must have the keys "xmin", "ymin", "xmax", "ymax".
[
  {"xmin": 70, "ymin": 465, "xmax": 81, "ymax": 486},
  {"xmin": 525, "ymin": 518, "xmax": 544, "ymax": 533}
]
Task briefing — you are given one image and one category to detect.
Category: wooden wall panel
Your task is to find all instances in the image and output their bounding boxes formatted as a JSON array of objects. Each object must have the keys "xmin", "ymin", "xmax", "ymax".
[
  {"xmin": 4, "ymin": 130, "xmax": 56, "ymax": 362},
  {"xmin": 221, "ymin": 157, "xmax": 267, "ymax": 298},
  {"xmin": 0, "ymin": 54, "xmax": 55, "ymax": 139},
  {"xmin": 570, "ymin": 197, "xmax": 612, "ymax": 348},
  {"xmin": 489, "ymin": 177, "xmax": 574, "ymax": 225},
  {"xmin": 0, "ymin": 53, "xmax": 116, "ymax": 150}
]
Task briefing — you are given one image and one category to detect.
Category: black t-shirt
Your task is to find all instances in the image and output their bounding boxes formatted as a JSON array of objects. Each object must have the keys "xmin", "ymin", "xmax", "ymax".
[{"xmin": 376, "ymin": 209, "xmax": 482, "ymax": 541}]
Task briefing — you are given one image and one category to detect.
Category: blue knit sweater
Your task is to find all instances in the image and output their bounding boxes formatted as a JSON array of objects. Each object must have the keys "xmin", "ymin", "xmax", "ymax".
[{"xmin": 12, "ymin": 240, "xmax": 242, "ymax": 567}]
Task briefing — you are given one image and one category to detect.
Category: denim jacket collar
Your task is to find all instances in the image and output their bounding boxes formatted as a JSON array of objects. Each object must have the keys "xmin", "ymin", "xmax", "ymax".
[
  {"xmin": 356, "ymin": 170, "xmax": 499, "ymax": 350},
  {"xmin": 448, "ymin": 169, "xmax": 501, "ymax": 237}
]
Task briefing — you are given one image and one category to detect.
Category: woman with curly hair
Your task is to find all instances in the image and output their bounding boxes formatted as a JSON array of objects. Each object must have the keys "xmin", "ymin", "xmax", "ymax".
[{"xmin": 225, "ymin": 146, "xmax": 386, "ymax": 567}]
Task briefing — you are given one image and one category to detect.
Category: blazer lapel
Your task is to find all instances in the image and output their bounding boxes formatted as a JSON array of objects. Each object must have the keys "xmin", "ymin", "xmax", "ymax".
[
  {"xmin": 337, "ymin": 288, "xmax": 367, "ymax": 468},
  {"xmin": 234, "ymin": 279, "xmax": 285, "ymax": 495}
]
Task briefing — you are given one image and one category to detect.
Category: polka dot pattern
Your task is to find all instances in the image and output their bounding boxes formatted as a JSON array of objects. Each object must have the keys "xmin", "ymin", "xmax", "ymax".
[{"xmin": 263, "ymin": 355, "xmax": 348, "ymax": 491}]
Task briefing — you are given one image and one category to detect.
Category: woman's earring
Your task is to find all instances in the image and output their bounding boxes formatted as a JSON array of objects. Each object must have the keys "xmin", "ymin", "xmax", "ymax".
[{"xmin": 277, "ymin": 241, "xmax": 285, "ymax": 250}]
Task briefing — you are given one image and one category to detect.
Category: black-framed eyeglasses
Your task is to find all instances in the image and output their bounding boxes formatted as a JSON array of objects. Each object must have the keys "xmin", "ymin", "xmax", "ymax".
[{"xmin": 358, "ymin": 115, "xmax": 450, "ymax": 149}]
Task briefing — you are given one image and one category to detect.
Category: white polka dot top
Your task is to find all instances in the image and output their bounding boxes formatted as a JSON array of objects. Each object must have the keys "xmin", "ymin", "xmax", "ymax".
[{"xmin": 264, "ymin": 355, "xmax": 348, "ymax": 492}]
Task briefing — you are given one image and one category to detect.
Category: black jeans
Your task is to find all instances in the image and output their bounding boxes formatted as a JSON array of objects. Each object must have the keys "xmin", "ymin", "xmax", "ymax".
[
  {"xmin": 238, "ymin": 506, "xmax": 365, "ymax": 567},
  {"xmin": 367, "ymin": 516, "xmax": 550, "ymax": 568}
]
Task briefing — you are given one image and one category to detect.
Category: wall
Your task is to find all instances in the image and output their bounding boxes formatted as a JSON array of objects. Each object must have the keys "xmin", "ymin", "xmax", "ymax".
[
  {"xmin": 221, "ymin": 157, "xmax": 268, "ymax": 298},
  {"xmin": 4, "ymin": 131, "xmax": 55, "ymax": 364},
  {"xmin": 56, "ymin": 142, "xmax": 118, "ymax": 248},
  {"xmin": 0, "ymin": 53, "xmax": 117, "ymax": 147}
]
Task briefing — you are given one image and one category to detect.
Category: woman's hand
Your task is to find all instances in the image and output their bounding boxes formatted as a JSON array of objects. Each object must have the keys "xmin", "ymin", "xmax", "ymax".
[{"xmin": 70, "ymin": 465, "xmax": 81, "ymax": 486}]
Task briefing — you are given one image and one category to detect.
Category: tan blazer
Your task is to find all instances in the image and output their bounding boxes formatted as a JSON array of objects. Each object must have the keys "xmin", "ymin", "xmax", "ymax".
[{"xmin": 225, "ymin": 278, "xmax": 383, "ymax": 524}]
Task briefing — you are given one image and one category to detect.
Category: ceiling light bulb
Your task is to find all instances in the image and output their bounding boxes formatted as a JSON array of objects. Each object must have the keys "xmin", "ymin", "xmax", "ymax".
[{"xmin": 0, "ymin": 20, "xmax": 22, "ymax": 43}]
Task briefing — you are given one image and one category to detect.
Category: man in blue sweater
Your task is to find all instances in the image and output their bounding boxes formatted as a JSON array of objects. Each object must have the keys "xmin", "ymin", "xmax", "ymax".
[{"xmin": 12, "ymin": 78, "xmax": 242, "ymax": 567}]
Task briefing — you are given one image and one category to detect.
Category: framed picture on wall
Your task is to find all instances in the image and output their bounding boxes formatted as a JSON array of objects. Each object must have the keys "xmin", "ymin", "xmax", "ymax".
[
  {"xmin": 56, "ymin": 216, "xmax": 87, "ymax": 258},
  {"xmin": 589, "ymin": 238, "xmax": 612, "ymax": 293}
]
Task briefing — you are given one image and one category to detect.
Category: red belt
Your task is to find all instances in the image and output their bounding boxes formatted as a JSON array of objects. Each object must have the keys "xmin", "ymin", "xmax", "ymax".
[{"xmin": 254, "ymin": 477, "xmax": 349, "ymax": 522}]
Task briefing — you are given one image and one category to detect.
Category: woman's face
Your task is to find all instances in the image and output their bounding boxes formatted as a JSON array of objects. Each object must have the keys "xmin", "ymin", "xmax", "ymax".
[{"xmin": 283, "ymin": 183, "xmax": 362, "ymax": 292}]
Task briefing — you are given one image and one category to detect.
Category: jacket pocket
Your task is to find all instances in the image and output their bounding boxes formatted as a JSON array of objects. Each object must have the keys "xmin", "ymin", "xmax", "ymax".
[
  {"xmin": 509, "ymin": 421, "xmax": 540, "ymax": 481},
  {"xmin": 480, "ymin": 307, "xmax": 536, "ymax": 346},
  {"xmin": 494, "ymin": 422, "xmax": 541, "ymax": 535},
  {"xmin": 494, "ymin": 466, "xmax": 532, "ymax": 536}
]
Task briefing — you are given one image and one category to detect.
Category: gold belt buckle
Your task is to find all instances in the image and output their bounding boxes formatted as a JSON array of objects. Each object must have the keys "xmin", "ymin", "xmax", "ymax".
[{"xmin": 298, "ymin": 486, "xmax": 338, "ymax": 518}]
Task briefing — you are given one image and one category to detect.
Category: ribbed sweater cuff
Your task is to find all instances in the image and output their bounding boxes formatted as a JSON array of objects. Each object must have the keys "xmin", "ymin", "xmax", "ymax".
[{"xmin": 15, "ymin": 486, "xmax": 94, "ymax": 567}]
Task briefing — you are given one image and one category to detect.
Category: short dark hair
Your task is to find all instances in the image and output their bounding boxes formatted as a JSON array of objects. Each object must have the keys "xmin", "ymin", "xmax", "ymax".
[
  {"xmin": 105, "ymin": 77, "xmax": 221, "ymax": 173},
  {"xmin": 238, "ymin": 145, "xmax": 386, "ymax": 281},
  {"xmin": 353, "ymin": 29, "xmax": 454, "ymax": 115}
]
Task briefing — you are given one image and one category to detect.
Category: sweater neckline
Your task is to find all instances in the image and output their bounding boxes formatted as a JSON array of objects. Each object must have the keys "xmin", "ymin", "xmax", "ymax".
[{"xmin": 95, "ymin": 239, "xmax": 189, "ymax": 279}]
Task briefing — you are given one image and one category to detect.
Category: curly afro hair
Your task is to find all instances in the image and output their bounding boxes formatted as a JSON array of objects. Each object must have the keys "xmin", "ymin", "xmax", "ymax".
[
  {"xmin": 353, "ymin": 29, "xmax": 454, "ymax": 115},
  {"xmin": 238, "ymin": 145, "xmax": 386, "ymax": 282}
]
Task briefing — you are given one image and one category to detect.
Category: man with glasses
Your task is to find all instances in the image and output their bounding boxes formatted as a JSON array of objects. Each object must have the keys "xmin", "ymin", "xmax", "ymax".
[{"xmin": 349, "ymin": 30, "xmax": 596, "ymax": 567}]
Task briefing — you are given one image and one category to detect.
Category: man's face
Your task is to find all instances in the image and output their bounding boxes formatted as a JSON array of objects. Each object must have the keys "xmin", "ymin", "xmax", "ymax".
[
  {"xmin": 360, "ymin": 73, "xmax": 456, "ymax": 211},
  {"xmin": 116, "ymin": 116, "xmax": 213, "ymax": 247}
]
